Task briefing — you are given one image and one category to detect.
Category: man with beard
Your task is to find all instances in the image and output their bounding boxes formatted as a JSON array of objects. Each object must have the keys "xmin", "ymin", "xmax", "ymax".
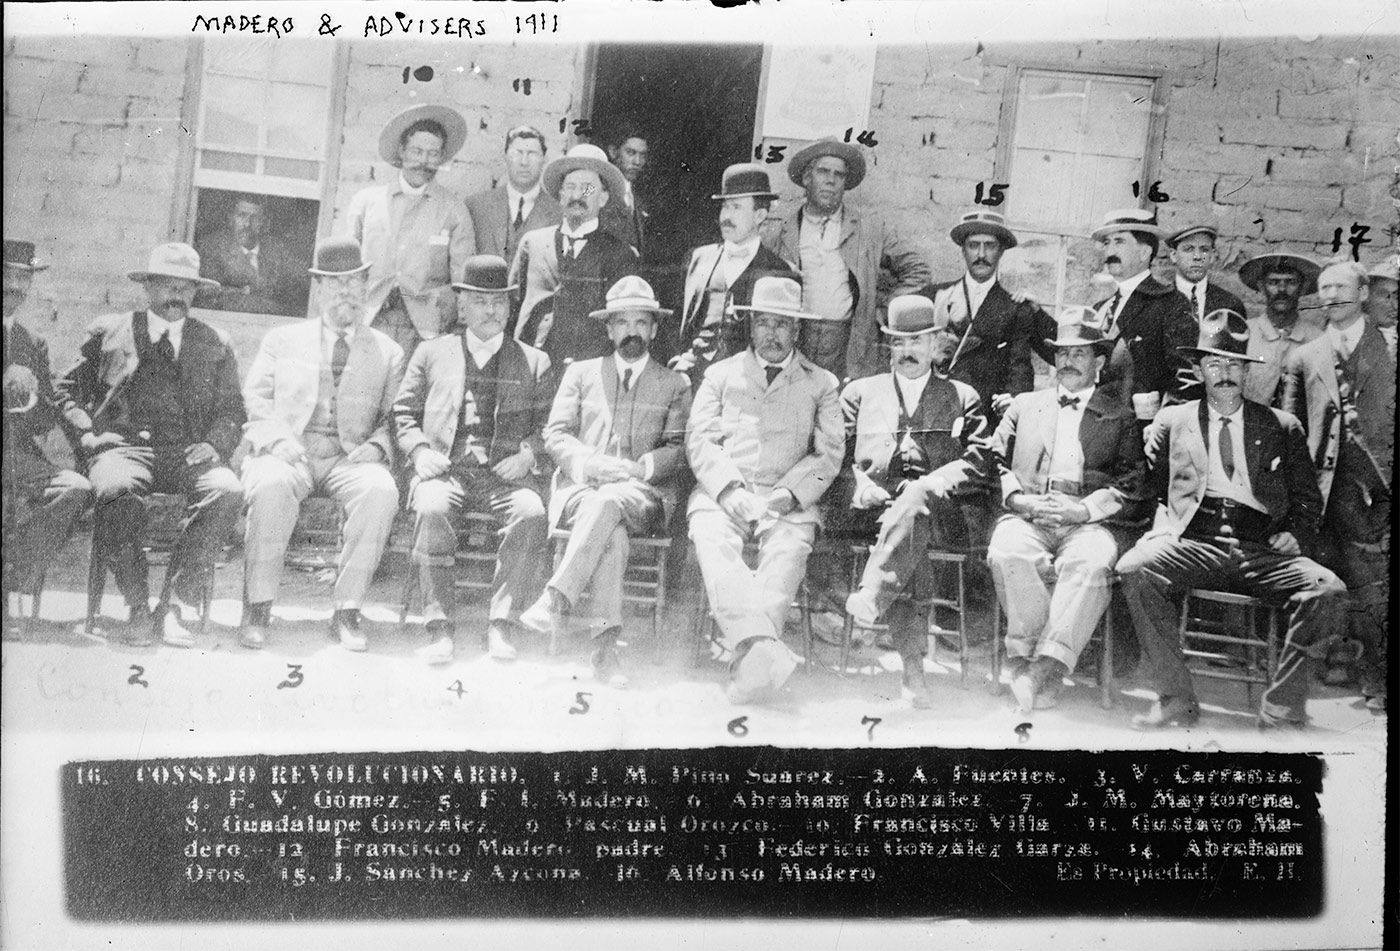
[
  {"xmin": 1238, "ymin": 252, "xmax": 1323, "ymax": 406},
  {"xmin": 1119, "ymin": 309, "xmax": 1345, "ymax": 729},
  {"xmin": 600, "ymin": 122, "xmax": 650, "ymax": 259},
  {"xmin": 464, "ymin": 125, "xmax": 561, "ymax": 265},
  {"xmin": 239, "ymin": 237, "xmax": 404, "ymax": 651},
  {"xmin": 347, "ymin": 104, "xmax": 476, "ymax": 355},
  {"xmin": 195, "ymin": 194, "xmax": 308, "ymax": 315},
  {"xmin": 520, "ymin": 277, "xmax": 692, "ymax": 686},
  {"xmin": 1363, "ymin": 256, "xmax": 1397, "ymax": 361},
  {"xmin": 59, "ymin": 243, "xmax": 245, "ymax": 647}
]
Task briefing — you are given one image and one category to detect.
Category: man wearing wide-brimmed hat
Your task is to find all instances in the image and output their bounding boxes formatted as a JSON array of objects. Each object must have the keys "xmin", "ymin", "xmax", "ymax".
[
  {"xmin": 1119, "ymin": 308, "xmax": 1345, "ymax": 729},
  {"xmin": 687, "ymin": 275, "xmax": 845, "ymax": 704},
  {"xmin": 672, "ymin": 163, "xmax": 796, "ymax": 385},
  {"xmin": 839, "ymin": 296, "xmax": 991, "ymax": 708},
  {"xmin": 394, "ymin": 254, "xmax": 554, "ymax": 665},
  {"xmin": 347, "ymin": 103, "xmax": 476, "ymax": 356},
  {"xmin": 761, "ymin": 137, "xmax": 929, "ymax": 381},
  {"xmin": 1235, "ymin": 250, "xmax": 1322, "ymax": 406},
  {"xmin": 239, "ymin": 237, "xmax": 405, "ymax": 651},
  {"xmin": 987, "ymin": 307, "xmax": 1148, "ymax": 714},
  {"xmin": 2, "ymin": 240, "xmax": 93, "ymax": 635},
  {"xmin": 510, "ymin": 143, "xmax": 640, "ymax": 367},
  {"xmin": 58, "ymin": 243, "xmax": 245, "ymax": 648},
  {"xmin": 1363, "ymin": 255, "xmax": 1397, "ymax": 360},
  {"xmin": 520, "ymin": 276, "xmax": 693, "ymax": 686}
]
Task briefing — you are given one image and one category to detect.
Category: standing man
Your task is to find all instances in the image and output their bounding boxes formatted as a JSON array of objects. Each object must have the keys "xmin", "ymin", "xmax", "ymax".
[
  {"xmin": 672, "ymin": 163, "xmax": 795, "ymax": 385},
  {"xmin": 239, "ymin": 237, "xmax": 404, "ymax": 651},
  {"xmin": 987, "ymin": 308, "xmax": 1147, "ymax": 713},
  {"xmin": 346, "ymin": 103, "xmax": 475, "ymax": 356},
  {"xmin": 511, "ymin": 144, "xmax": 640, "ymax": 366},
  {"xmin": 841, "ymin": 296, "xmax": 990, "ymax": 708},
  {"xmin": 762, "ymin": 137, "xmax": 930, "ymax": 382},
  {"xmin": 394, "ymin": 255, "xmax": 553, "ymax": 665},
  {"xmin": 687, "ymin": 275, "xmax": 845, "ymax": 704},
  {"xmin": 1280, "ymin": 261, "xmax": 1393, "ymax": 709},
  {"xmin": 2, "ymin": 240, "xmax": 92, "ymax": 634},
  {"xmin": 520, "ymin": 277, "xmax": 693, "ymax": 685},
  {"xmin": 1166, "ymin": 224, "xmax": 1246, "ymax": 402},
  {"xmin": 464, "ymin": 125, "xmax": 561, "ymax": 266},
  {"xmin": 1363, "ymin": 256, "xmax": 1397, "ymax": 361},
  {"xmin": 196, "ymin": 194, "xmax": 308, "ymax": 315},
  {"xmin": 59, "ymin": 243, "xmax": 245, "ymax": 647},
  {"xmin": 1119, "ymin": 309, "xmax": 1346, "ymax": 729},
  {"xmin": 1238, "ymin": 252, "xmax": 1323, "ymax": 406},
  {"xmin": 601, "ymin": 122, "xmax": 650, "ymax": 259}
]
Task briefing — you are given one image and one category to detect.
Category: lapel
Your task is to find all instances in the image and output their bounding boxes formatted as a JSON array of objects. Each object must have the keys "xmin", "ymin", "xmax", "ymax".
[
  {"xmin": 601, "ymin": 354, "xmax": 621, "ymax": 414},
  {"xmin": 1241, "ymin": 399, "xmax": 1271, "ymax": 484},
  {"xmin": 337, "ymin": 325, "xmax": 380, "ymax": 401},
  {"xmin": 1352, "ymin": 324, "xmax": 1389, "ymax": 401},
  {"xmin": 1034, "ymin": 388, "xmax": 1059, "ymax": 463},
  {"xmin": 683, "ymin": 244, "xmax": 723, "ymax": 332},
  {"xmin": 1077, "ymin": 386, "xmax": 1123, "ymax": 460},
  {"xmin": 838, "ymin": 206, "xmax": 858, "ymax": 248},
  {"xmin": 742, "ymin": 348, "xmax": 770, "ymax": 393},
  {"xmin": 1194, "ymin": 398, "xmax": 1215, "ymax": 476},
  {"xmin": 1310, "ymin": 338, "xmax": 1341, "ymax": 406}
]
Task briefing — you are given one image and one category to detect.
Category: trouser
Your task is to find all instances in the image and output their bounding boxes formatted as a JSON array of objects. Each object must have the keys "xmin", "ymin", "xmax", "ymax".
[
  {"xmin": 2, "ymin": 450, "xmax": 92, "ymax": 594},
  {"xmin": 549, "ymin": 481, "xmax": 663, "ymax": 629},
  {"xmin": 1117, "ymin": 531, "xmax": 1346, "ymax": 723},
  {"xmin": 409, "ymin": 466, "xmax": 547, "ymax": 623},
  {"xmin": 87, "ymin": 445, "xmax": 243, "ymax": 610},
  {"xmin": 689, "ymin": 508, "xmax": 814, "ymax": 651},
  {"xmin": 1318, "ymin": 466, "xmax": 1391, "ymax": 667},
  {"xmin": 241, "ymin": 451, "xmax": 399, "ymax": 609},
  {"xmin": 986, "ymin": 514, "xmax": 1120, "ymax": 673}
]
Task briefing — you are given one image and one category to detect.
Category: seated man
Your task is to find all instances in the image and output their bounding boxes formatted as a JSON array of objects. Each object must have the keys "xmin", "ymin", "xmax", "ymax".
[
  {"xmin": 393, "ymin": 255, "xmax": 553, "ymax": 665},
  {"xmin": 239, "ymin": 237, "xmax": 404, "ymax": 651},
  {"xmin": 841, "ymin": 296, "xmax": 990, "ymax": 708},
  {"xmin": 987, "ymin": 308, "xmax": 1147, "ymax": 713},
  {"xmin": 687, "ymin": 275, "xmax": 844, "ymax": 704},
  {"xmin": 520, "ymin": 277, "xmax": 693, "ymax": 685},
  {"xmin": 1119, "ymin": 309, "xmax": 1346, "ymax": 729}
]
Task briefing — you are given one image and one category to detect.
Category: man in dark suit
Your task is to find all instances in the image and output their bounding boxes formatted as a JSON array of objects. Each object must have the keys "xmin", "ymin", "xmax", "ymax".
[
  {"xmin": 1119, "ymin": 309, "xmax": 1346, "ymax": 729},
  {"xmin": 394, "ymin": 255, "xmax": 554, "ymax": 665},
  {"xmin": 463, "ymin": 126, "xmax": 562, "ymax": 267},
  {"xmin": 195, "ymin": 194, "xmax": 309, "ymax": 316},
  {"xmin": 3, "ymin": 240, "xmax": 92, "ymax": 634},
  {"xmin": 59, "ymin": 243, "xmax": 246, "ymax": 648},
  {"xmin": 1165, "ymin": 224, "xmax": 1247, "ymax": 402},
  {"xmin": 600, "ymin": 122, "xmax": 650, "ymax": 260}
]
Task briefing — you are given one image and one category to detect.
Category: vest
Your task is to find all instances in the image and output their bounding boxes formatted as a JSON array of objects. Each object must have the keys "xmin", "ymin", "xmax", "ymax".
[
  {"xmin": 451, "ymin": 345, "xmax": 501, "ymax": 463},
  {"xmin": 302, "ymin": 335, "xmax": 343, "ymax": 458},
  {"xmin": 125, "ymin": 329, "xmax": 189, "ymax": 447},
  {"xmin": 549, "ymin": 230, "xmax": 611, "ymax": 363}
]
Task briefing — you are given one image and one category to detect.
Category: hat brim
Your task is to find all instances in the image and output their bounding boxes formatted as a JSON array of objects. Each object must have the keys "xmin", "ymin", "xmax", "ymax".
[
  {"xmin": 587, "ymin": 304, "xmax": 674, "ymax": 321},
  {"xmin": 1178, "ymin": 345, "xmax": 1265, "ymax": 363},
  {"xmin": 881, "ymin": 323, "xmax": 946, "ymax": 337},
  {"xmin": 786, "ymin": 140, "xmax": 867, "ymax": 190},
  {"xmin": 728, "ymin": 303, "xmax": 832, "ymax": 321},
  {"xmin": 378, "ymin": 104, "xmax": 468, "ymax": 166},
  {"xmin": 710, "ymin": 190, "xmax": 780, "ymax": 201},
  {"xmin": 949, "ymin": 222, "xmax": 1017, "ymax": 248},
  {"xmin": 128, "ymin": 269, "xmax": 220, "ymax": 289},
  {"xmin": 308, "ymin": 261, "xmax": 373, "ymax": 277},
  {"xmin": 1238, "ymin": 254, "xmax": 1322, "ymax": 295},
  {"xmin": 1166, "ymin": 226, "xmax": 1218, "ymax": 247},
  {"xmin": 542, "ymin": 156, "xmax": 628, "ymax": 204},
  {"xmin": 452, "ymin": 282, "xmax": 519, "ymax": 294},
  {"xmin": 1090, "ymin": 223, "xmax": 1166, "ymax": 242},
  {"xmin": 1044, "ymin": 336, "xmax": 1113, "ymax": 350}
]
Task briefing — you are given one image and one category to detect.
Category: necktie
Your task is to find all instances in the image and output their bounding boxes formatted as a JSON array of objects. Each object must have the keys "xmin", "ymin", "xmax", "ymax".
[
  {"xmin": 1103, "ymin": 290, "xmax": 1123, "ymax": 334},
  {"xmin": 816, "ymin": 216, "xmax": 832, "ymax": 239},
  {"xmin": 1218, "ymin": 415, "xmax": 1236, "ymax": 480},
  {"xmin": 1058, "ymin": 394, "xmax": 1080, "ymax": 409},
  {"xmin": 564, "ymin": 235, "xmax": 581, "ymax": 259},
  {"xmin": 622, "ymin": 368, "xmax": 633, "ymax": 392},
  {"xmin": 764, "ymin": 364, "xmax": 782, "ymax": 386},
  {"xmin": 154, "ymin": 330, "xmax": 175, "ymax": 363},
  {"xmin": 514, "ymin": 196, "xmax": 525, "ymax": 231},
  {"xmin": 1190, "ymin": 285, "xmax": 1200, "ymax": 321},
  {"xmin": 332, "ymin": 331, "xmax": 350, "ymax": 384}
]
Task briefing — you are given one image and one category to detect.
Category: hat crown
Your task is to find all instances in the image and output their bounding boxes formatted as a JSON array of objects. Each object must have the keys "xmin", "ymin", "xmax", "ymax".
[
  {"xmin": 310, "ymin": 237, "xmax": 366, "ymax": 275},
  {"xmin": 1195, "ymin": 308, "xmax": 1252, "ymax": 357},
  {"xmin": 143, "ymin": 243, "xmax": 203, "ymax": 280},
  {"xmin": 563, "ymin": 143, "xmax": 610, "ymax": 165},
  {"xmin": 1099, "ymin": 207, "xmax": 1159, "ymax": 228},
  {"xmin": 748, "ymin": 275, "xmax": 805, "ymax": 315},
  {"xmin": 884, "ymin": 295, "xmax": 944, "ymax": 335},
  {"xmin": 602, "ymin": 275, "xmax": 662, "ymax": 310},
  {"xmin": 1048, "ymin": 305, "xmax": 1109, "ymax": 347},
  {"xmin": 716, "ymin": 163, "xmax": 774, "ymax": 196},
  {"xmin": 455, "ymin": 254, "xmax": 512, "ymax": 292},
  {"xmin": 3, "ymin": 239, "xmax": 38, "ymax": 268},
  {"xmin": 957, "ymin": 209, "xmax": 1007, "ymax": 226}
]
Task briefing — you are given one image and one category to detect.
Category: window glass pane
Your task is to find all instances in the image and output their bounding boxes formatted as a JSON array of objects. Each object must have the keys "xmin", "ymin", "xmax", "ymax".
[
  {"xmin": 204, "ymin": 39, "xmax": 272, "ymax": 78},
  {"xmin": 1010, "ymin": 148, "xmax": 1080, "ymax": 231},
  {"xmin": 265, "ymin": 84, "xmax": 327, "ymax": 158},
  {"xmin": 1082, "ymin": 78, "xmax": 1154, "ymax": 158},
  {"xmin": 263, "ymin": 157, "xmax": 320, "ymax": 181},
  {"xmin": 269, "ymin": 42, "xmax": 335, "ymax": 85},
  {"xmin": 200, "ymin": 151, "xmax": 258, "ymax": 174},
  {"xmin": 1013, "ymin": 73, "xmax": 1087, "ymax": 152},
  {"xmin": 201, "ymin": 75, "xmax": 263, "ymax": 148}
]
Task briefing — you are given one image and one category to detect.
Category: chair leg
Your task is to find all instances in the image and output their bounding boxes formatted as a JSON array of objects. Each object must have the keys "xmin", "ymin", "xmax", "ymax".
[
  {"xmin": 1099, "ymin": 604, "xmax": 1115, "ymax": 709},
  {"xmin": 799, "ymin": 580, "xmax": 813, "ymax": 673},
  {"xmin": 26, "ymin": 571, "xmax": 46, "ymax": 635},
  {"xmin": 956, "ymin": 560, "xmax": 969, "ymax": 690},
  {"xmin": 86, "ymin": 533, "xmax": 106, "ymax": 637},
  {"xmin": 988, "ymin": 598, "xmax": 1003, "ymax": 695}
]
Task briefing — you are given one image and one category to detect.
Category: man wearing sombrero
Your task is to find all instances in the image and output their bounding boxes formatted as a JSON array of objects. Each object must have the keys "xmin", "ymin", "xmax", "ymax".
[
  {"xmin": 1118, "ymin": 308, "xmax": 1345, "ymax": 729},
  {"xmin": 762, "ymin": 137, "xmax": 929, "ymax": 381},
  {"xmin": 347, "ymin": 103, "xmax": 476, "ymax": 355},
  {"xmin": 59, "ymin": 243, "xmax": 246, "ymax": 648},
  {"xmin": 1238, "ymin": 251, "xmax": 1322, "ymax": 405}
]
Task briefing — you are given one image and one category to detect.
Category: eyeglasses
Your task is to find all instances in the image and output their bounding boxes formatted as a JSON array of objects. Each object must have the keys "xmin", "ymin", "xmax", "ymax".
[
  {"xmin": 1200, "ymin": 357, "xmax": 1244, "ymax": 371},
  {"xmin": 402, "ymin": 147, "xmax": 443, "ymax": 162}
]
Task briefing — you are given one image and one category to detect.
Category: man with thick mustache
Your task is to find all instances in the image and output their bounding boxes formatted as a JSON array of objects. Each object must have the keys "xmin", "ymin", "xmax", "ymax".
[
  {"xmin": 195, "ymin": 194, "xmax": 308, "ymax": 316},
  {"xmin": 1238, "ymin": 252, "xmax": 1323, "ymax": 406},
  {"xmin": 59, "ymin": 243, "xmax": 245, "ymax": 647},
  {"xmin": 1119, "ymin": 309, "xmax": 1345, "ymax": 730}
]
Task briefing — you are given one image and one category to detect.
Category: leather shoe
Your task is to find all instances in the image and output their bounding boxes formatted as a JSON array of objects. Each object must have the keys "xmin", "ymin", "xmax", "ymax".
[
  {"xmin": 485, "ymin": 624, "xmax": 518, "ymax": 661},
  {"xmin": 160, "ymin": 605, "xmax": 196, "ymax": 649},
  {"xmin": 417, "ymin": 621, "xmax": 454, "ymax": 665},
  {"xmin": 592, "ymin": 642, "xmax": 630, "ymax": 689},
  {"xmin": 902, "ymin": 661, "xmax": 933, "ymax": 710},
  {"xmin": 726, "ymin": 638, "xmax": 798, "ymax": 705},
  {"xmin": 1132, "ymin": 695, "xmax": 1201, "ymax": 729},
  {"xmin": 844, "ymin": 588, "xmax": 881, "ymax": 629},
  {"xmin": 241, "ymin": 602, "xmax": 270, "ymax": 650},
  {"xmin": 121, "ymin": 604, "xmax": 155, "ymax": 647},
  {"xmin": 331, "ymin": 609, "xmax": 367, "ymax": 652}
]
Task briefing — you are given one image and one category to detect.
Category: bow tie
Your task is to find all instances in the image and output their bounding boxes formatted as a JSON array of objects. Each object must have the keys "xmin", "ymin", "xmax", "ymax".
[{"xmin": 1058, "ymin": 394, "xmax": 1081, "ymax": 409}]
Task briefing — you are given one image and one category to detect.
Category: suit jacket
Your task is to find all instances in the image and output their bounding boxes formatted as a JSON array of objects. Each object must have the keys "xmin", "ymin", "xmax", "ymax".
[
  {"xmin": 686, "ymin": 348, "xmax": 844, "ymax": 524},
  {"xmin": 599, "ymin": 186, "xmax": 649, "ymax": 258},
  {"xmin": 762, "ymin": 205, "xmax": 931, "ymax": 382},
  {"xmin": 194, "ymin": 228, "xmax": 309, "ymax": 316},
  {"xmin": 1140, "ymin": 399, "xmax": 1323, "ymax": 554},
  {"xmin": 1097, "ymin": 275, "xmax": 1197, "ymax": 402},
  {"xmin": 464, "ymin": 184, "xmax": 562, "ymax": 265},
  {"xmin": 57, "ymin": 311, "xmax": 246, "ymax": 461},
  {"xmin": 675, "ymin": 242, "xmax": 795, "ymax": 384},
  {"xmin": 241, "ymin": 320, "xmax": 405, "ymax": 464},
  {"xmin": 915, "ymin": 277, "xmax": 1043, "ymax": 416},
  {"xmin": 1172, "ymin": 281, "xmax": 1248, "ymax": 402},
  {"xmin": 3, "ymin": 321, "xmax": 81, "ymax": 464},
  {"xmin": 393, "ymin": 333, "xmax": 553, "ymax": 468},
  {"xmin": 1279, "ymin": 325, "xmax": 1395, "ymax": 506},
  {"xmin": 510, "ymin": 224, "xmax": 639, "ymax": 363},
  {"xmin": 544, "ymin": 356, "xmax": 693, "ymax": 523}
]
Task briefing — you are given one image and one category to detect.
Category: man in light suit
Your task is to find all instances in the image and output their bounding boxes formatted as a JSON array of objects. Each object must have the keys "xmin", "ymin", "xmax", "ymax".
[
  {"xmin": 520, "ymin": 277, "xmax": 692, "ymax": 685},
  {"xmin": 841, "ymin": 296, "xmax": 991, "ymax": 708},
  {"xmin": 239, "ymin": 237, "xmax": 404, "ymax": 650},
  {"xmin": 687, "ymin": 275, "xmax": 845, "ymax": 704},
  {"xmin": 1280, "ymin": 261, "xmax": 1393, "ymax": 708},
  {"xmin": 1164, "ymin": 223, "xmax": 1247, "ymax": 402},
  {"xmin": 394, "ymin": 255, "xmax": 554, "ymax": 665},
  {"xmin": 1238, "ymin": 252, "xmax": 1323, "ymax": 406},
  {"xmin": 1119, "ymin": 309, "xmax": 1346, "ymax": 729},
  {"xmin": 464, "ymin": 126, "xmax": 562, "ymax": 267},
  {"xmin": 987, "ymin": 308, "xmax": 1148, "ymax": 713}
]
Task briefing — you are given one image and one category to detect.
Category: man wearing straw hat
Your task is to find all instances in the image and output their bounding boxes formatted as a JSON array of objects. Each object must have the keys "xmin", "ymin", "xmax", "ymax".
[
  {"xmin": 840, "ymin": 295, "xmax": 991, "ymax": 708},
  {"xmin": 1237, "ymin": 251, "xmax": 1323, "ymax": 406},
  {"xmin": 986, "ymin": 307, "xmax": 1148, "ymax": 714},
  {"xmin": 1362, "ymin": 255, "xmax": 1397, "ymax": 360},
  {"xmin": 347, "ymin": 103, "xmax": 476, "ymax": 355},
  {"xmin": 59, "ymin": 243, "xmax": 246, "ymax": 648},
  {"xmin": 1119, "ymin": 308, "xmax": 1345, "ymax": 729},
  {"xmin": 520, "ymin": 276, "xmax": 693, "ymax": 686},
  {"xmin": 239, "ymin": 237, "xmax": 404, "ymax": 652},
  {"xmin": 687, "ymin": 274, "xmax": 845, "ymax": 704},
  {"xmin": 1164, "ymin": 223, "xmax": 1246, "ymax": 403}
]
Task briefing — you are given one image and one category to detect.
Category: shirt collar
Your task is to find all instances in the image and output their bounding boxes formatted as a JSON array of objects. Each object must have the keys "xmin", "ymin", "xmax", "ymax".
[
  {"xmin": 722, "ymin": 235, "xmax": 761, "ymax": 258},
  {"xmin": 613, "ymin": 351, "xmax": 650, "ymax": 378},
  {"xmin": 757, "ymin": 349, "xmax": 795, "ymax": 371},
  {"xmin": 146, "ymin": 310, "xmax": 185, "ymax": 337},
  {"xmin": 322, "ymin": 319, "xmax": 356, "ymax": 344},
  {"xmin": 1207, "ymin": 402, "xmax": 1245, "ymax": 424},
  {"xmin": 1056, "ymin": 383, "xmax": 1095, "ymax": 403},
  {"xmin": 398, "ymin": 172, "xmax": 429, "ymax": 197},
  {"xmin": 1327, "ymin": 318, "xmax": 1365, "ymax": 353},
  {"xmin": 1117, "ymin": 269, "xmax": 1151, "ymax": 297},
  {"xmin": 560, "ymin": 218, "xmax": 599, "ymax": 240},
  {"xmin": 465, "ymin": 329, "xmax": 505, "ymax": 359},
  {"xmin": 964, "ymin": 272, "xmax": 997, "ymax": 292},
  {"xmin": 506, "ymin": 181, "xmax": 542, "ymax": 205},
  {"xmin": 894, "ymin": 369, "xmax": 932, "ymax": 394},
  {"xmin": 1175, "ymin": 275, "xmax": 1207, "ymax": 297}
]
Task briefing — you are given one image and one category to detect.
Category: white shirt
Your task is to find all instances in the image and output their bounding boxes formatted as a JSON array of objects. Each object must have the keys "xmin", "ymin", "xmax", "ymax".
[
  {"xmin": 893, "ymin": 370, "xmax": 930, "ymax": 413},
  {"xmin": 1205, "ymin": 404, "xmax": 1267, "ymax": 512},
  {"xmin": 465, "ymin": 329, "xmax": 504, "ymax": 369},
  {"xmin": 559, "ymin": 218, "xmax": 600, "ymax": 258},
  {"xmin": 506, "ymin": 181, "xmax": 542, "ymax": 225},
  {"xmin": 798, "ymin": 207, "xmax": 853, "ymax": 322},
  {"xmin": 613, "ymin": 351, "xmax": 650, "ymax": 389},
  {"xmin": 1048, "ymin": 384, "xmax": 1092, "ymax": 487},
  {"xmin": 1326, "ymin": 318, "xmax": 1365, "ymax": 361},
  {"xmin": 146, "ymin": 311, "xmax": 185, "ymax": 360},
  {"xmin": 398, "ymin": 172, "xmax": 428, "ymax": 198},
  {"xmin": 963, "ymin": 273, "xmax": 996, "ymax": 318},
  {"xmin": 720, "ymin": 236, "xmax": 762, "ymax": 288},
  {"xmin": 1104, "ymin": 269, "xmax": 1151, "ymax": 329},
  {"xmin": 1379, "ymin": 325, "xmax": 1397, "ymax": 360},
  {"xmin": 1175, "ymin": 275, "xmax": 1209, "ymax": 322}
]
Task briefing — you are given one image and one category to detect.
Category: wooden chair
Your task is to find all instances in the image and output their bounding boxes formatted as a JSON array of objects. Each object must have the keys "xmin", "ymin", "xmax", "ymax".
[
  {"xmin": 4, "ymin": 569, "xmax": 47, "ymax": 635},
  {"xmin": 394, "ymin": 510, "xmax": 502, "ymax": 629},
  {"xmin": 548, "ymin": 528, "xmax": 671, "ymax": 644},
  {"xmin": 1177, "ymin": 588, "xmax": 1283, "ymax": 707},
  {"xmin": 282, "ymin": 495, "xmax": 345, "ymax": 571}
]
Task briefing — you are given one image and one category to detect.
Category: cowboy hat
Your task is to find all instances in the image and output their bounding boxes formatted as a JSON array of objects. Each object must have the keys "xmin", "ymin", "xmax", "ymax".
[
  {"xmin": 588, "ymin": 275, "xmax": 673, "ymax": 320},
  {"xmin": 1178, "ymin": 308, "xmax": 1263, "ymax": 362},
  {"xmin": 1238, "ymin": 252, "xmax": 1321, "ymax": 295},
  {"xmin": 786, "ymin": 138, "xmax": 867, "ymax": 190},
  {"xmin": 128, "ymin": 243, "xmax": 219, "ymax": 288},
  {"xmin": 729, "ymin": 275, "xmax": 834, "ymax": 320},
  {"xmin": 378, "ymin": 103, "xmax": 468, "ymax": 166},
  {"xmin": 949, "ymin": 209, "xmax": 1017, "ymax": 248},
  {"xmin": 1044, "ymin": 306, "xmax": 1113, "ymax": 350},
  {"xmin": 541, "ymin": 144, "xmax": 627, "ymax": 203}
]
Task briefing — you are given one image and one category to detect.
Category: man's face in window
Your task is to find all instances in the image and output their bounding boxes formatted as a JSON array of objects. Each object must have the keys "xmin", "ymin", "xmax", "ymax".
[{"xmin": 230, "ymin": 200, "xmax": 264, "ymax": 250}]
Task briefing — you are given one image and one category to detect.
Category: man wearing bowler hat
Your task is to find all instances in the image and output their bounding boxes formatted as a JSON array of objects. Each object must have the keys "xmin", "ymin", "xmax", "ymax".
[
  {"xmin": 347, "ymin": 103, "xmax": 476, "ymax": 356},
  {"xmin": 58, "ymin": 243, "xmax": 246, "ymax": 647},
  {"xmin": 1238, "ymin": 251, "xmax": 1323, "ymax": 406},
  {"xmin": 762, "ymin": 137, "xmax": 929, "ymax": 381},
  {"xmin": 394, "ymin": 254, "xmax": 553, "ymax": 665},
  {"xmin": 840, "ymin": 296, "xmax": 991, "ymax": 708},
  {"xmin": 239, "ymin": 237, "xmax": 404, "ymax": 651},
  {"xmin": 987, "ymin": 308, "xmax": 1148, "ymax": 713},
  {"xmin": 1118, "ymin": 309, "xmax": 1345, "ymax": 729}
]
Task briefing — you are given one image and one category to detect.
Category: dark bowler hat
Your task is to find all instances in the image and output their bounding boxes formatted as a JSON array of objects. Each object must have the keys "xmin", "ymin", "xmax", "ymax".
[
  {"xmin": 1166, "ymin": 223, "xmax": 1219, "ymax": 247},
  {"xmin": 308, "ymin": 237, "xmax": 372, "ymax": 277},
  {"xmin": 3, "ymin": 240, "xmax": 48, "ymax": 272},
  {"xmin": 1238, "ymin": 252, "xmax": 1321, "ymax": 296},
  {"xmin": 1179, "ymin": 308, "xmax": 1263, "ymax": 363},
  {"xmin": 786, "ymin": 138, "xmax": 867, "ymax": 190},
  {"xmin": 452, "ymin": 255, "xmax": 517, "ymax": 294},
  {"xmin": 711, "ymin": 163, "xmax": 779, "ymax": 201},
  {"xmin": 881, "ymin": 295, "xmax": 948, "ymax": 337},
  {"xmin": 1044, "ymin": 306, "xmax": 1113, "ymax": 350},
  {"xmin": 949, "ymin": 209, "xmax": 1017, "ymax": 249},
  {"xmin": 378, "ymin": 103, "xmax": 467, "ymax": 166}
]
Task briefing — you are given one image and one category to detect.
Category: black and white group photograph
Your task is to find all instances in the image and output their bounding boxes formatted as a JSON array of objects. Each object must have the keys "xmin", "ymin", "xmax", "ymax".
[{"xmin": 2, "ymin": 0, "xmax": 1395, "ymax": 948}]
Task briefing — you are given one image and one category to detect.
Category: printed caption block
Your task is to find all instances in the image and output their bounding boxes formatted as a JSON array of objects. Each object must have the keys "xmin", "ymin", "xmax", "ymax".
[{"xmin": 64, "ymin": 748, "xmax": 1322, "ymax": 920}]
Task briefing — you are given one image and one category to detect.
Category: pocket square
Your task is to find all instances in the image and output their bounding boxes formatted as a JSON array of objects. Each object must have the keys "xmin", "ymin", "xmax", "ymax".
[
  {"xmin": 951, "ymin": 416, "xmax": 964, "ymax": 439},
  {"xmin": 996, "ymin": 341, "xmax": 1008, "ymax": 349},
  {"xmin": 1269, "ymin": 456, "xmax": 1281, "ymax": 471}
]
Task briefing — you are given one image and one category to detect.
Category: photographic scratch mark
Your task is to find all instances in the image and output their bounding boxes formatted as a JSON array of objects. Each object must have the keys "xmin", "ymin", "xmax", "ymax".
[{"xmin": 1220, "ymin": 176, "xmax": 1253, "ymax": 199}]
